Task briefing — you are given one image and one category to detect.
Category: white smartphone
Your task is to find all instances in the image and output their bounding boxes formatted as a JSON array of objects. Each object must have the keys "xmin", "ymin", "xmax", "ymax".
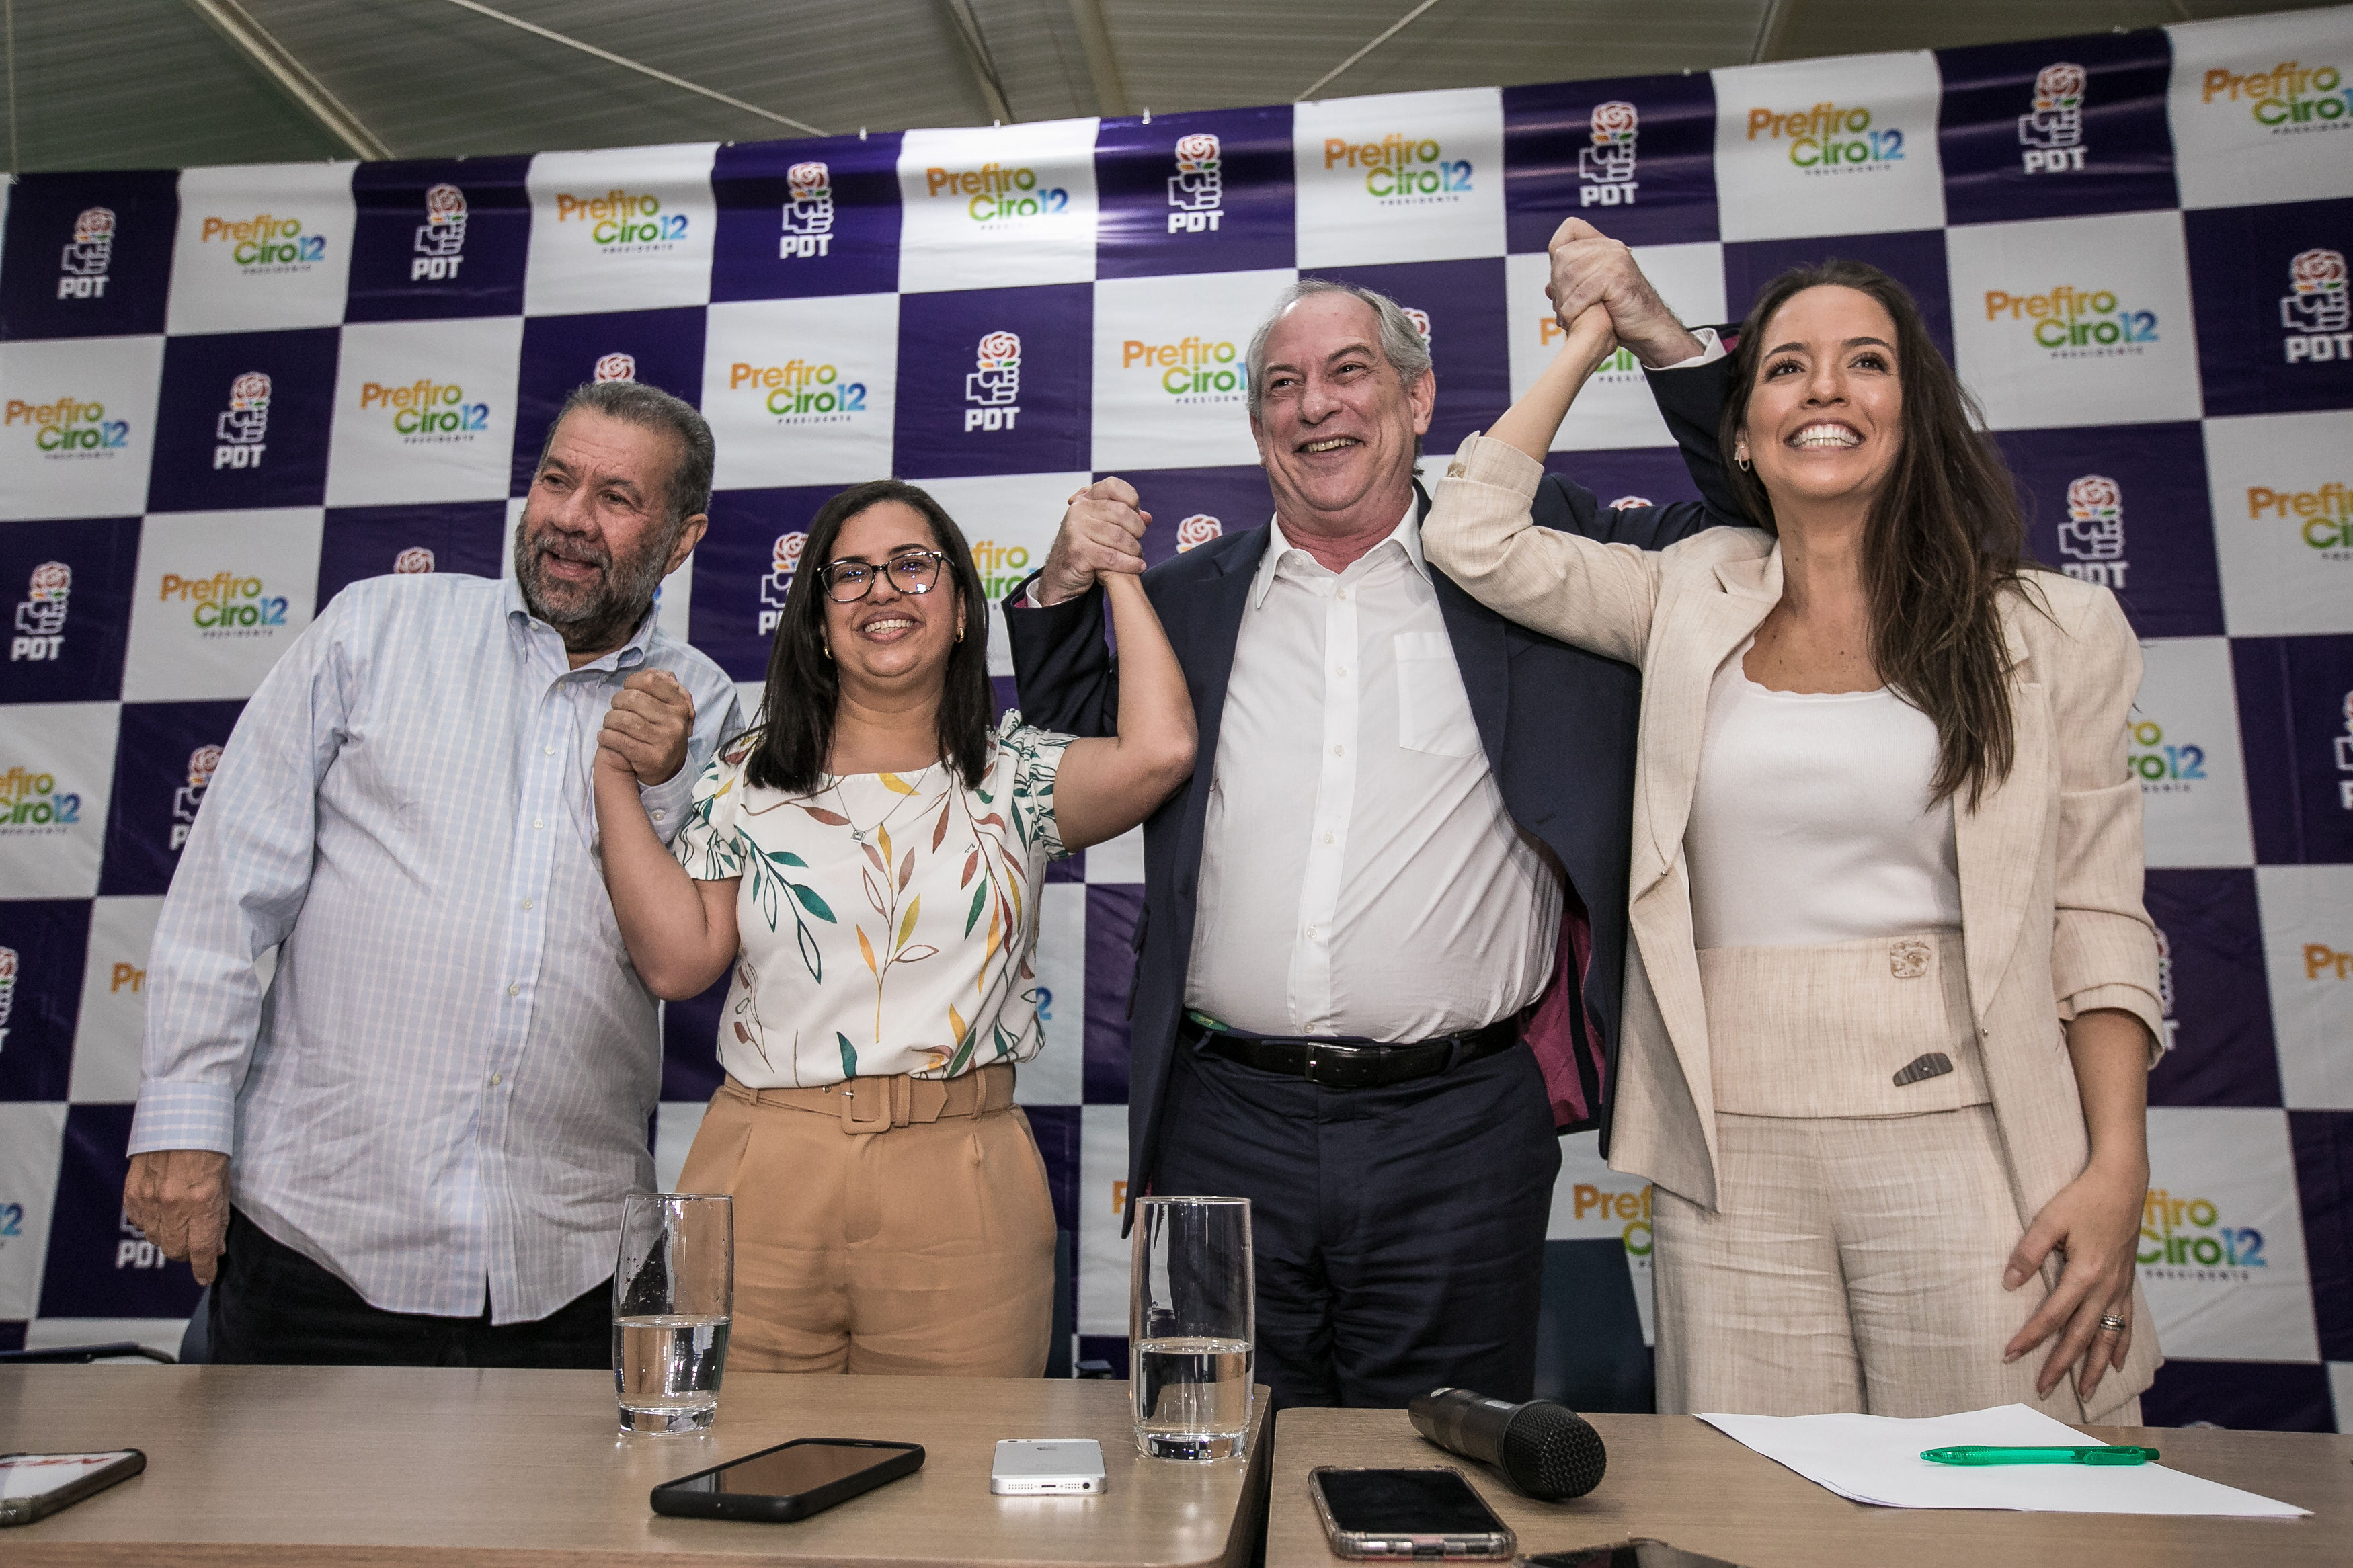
[{"xmin": 989, "ymin": 1438, "xmax": 1105, "ymax": 1495}]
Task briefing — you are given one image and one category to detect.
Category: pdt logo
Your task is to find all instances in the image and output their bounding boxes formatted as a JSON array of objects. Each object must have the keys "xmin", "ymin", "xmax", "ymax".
[
  {"xmin": 413, "ymin": 182, "xmax": 469, "ymax": 280},
  {"xmin": 595, "ymin": 352, "xmax": 637, "ymax": 384},
  {"xmin": 11, "ymin": 561, "xmax": 71, "ymax": 663},
  {"xmin": 59, "ymin": 206, "xmax": 116, "ymax": 298},
  {"xmin": 2336, "ymin": 688, "xmax": 2353, "ymax": 811},
  {"xmin": 781, "ymin": 161, "xmax": 836, "ymax": 258},
  {"xmin": 1578, "ymin": 101, "xmax": 1640, "ymax": 208},
  {"xmin": 1746, "ymin": 102, "xmax": 1907, "ymax": 172},
  {"xmin": 0, "ymin": 946, "xmax": 14, "ymax": 1050},
  {"xmin": 171, "ymin": 743, "xmax": 223, "ymax": 850},
  {"xmin": 758, "ymin": 530, "xmax": 806, "ymax": 636},
  {"xmin": 1167, "ymin": 134, "xmax": 1224, "ymax": 233},
  {"xmin": 557, "ymin": 190, "xmax": 688, "ymax": 250},
  {"xmin": 394, "ymin": 546, "xmax": 436, "ymax": 574},
  {"xmin": 200, "ymin": 212, "xmax": 326, "ymax": 270},
  {"xmin": 2057, "ymin": 474, "xmax": 2129, "ymax": 589},
  {"xmin": 2281, "ymin": 248, "xmax": 2351, "ymax": 363},
  {"xmin": 214, "ymin": 372, "xmax": 271, "ymax": 470},
  {"xmin": 965, "ymin": 331, "xmax": 1023, "ymax": 431},
  {"xmin": 2018, "ymin": 63, "xmax": 2089, "ymax": 175},
  {"xmin": 1174, "ymin": 515, "xmax": 1224, "ymax": 553},
  {"xmin": 1324, "ymin": 132, "xmax": 1474, "ymax": 204},
  {"xmin": 2153, "ymin": 925, "xmax": 2179, "ymax": 1055}
]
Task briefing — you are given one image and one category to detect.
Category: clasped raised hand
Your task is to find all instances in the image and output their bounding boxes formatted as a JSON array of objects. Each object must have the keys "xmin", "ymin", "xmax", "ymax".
[{"xmin": 1036, "ymin": 476, "xmax": 1152, "ymax": 607}]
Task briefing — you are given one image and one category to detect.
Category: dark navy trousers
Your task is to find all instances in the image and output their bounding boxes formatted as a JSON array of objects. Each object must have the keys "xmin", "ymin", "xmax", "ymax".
[{"xmin": 1154, "ymin": 1038, "xmax": 1561, "ymax": 1411}]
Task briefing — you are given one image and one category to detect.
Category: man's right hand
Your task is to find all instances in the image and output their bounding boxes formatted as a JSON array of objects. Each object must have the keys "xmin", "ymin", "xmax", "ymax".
[
  {"xmin": 123, "ymin": 1148, "xmax": 231, "ymax": 1286},
  {"xmin": 1546, "ymin": 217, "xmax": 1706, "ymax": 370},
  {"xmin": 1034, "ymin": 477, "xmax": 1152, "ymax": 608}
]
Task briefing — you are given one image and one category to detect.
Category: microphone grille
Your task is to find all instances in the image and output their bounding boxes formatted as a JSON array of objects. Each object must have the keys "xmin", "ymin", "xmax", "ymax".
[{"xmin": 1500, "ymin": 1403, "xmax": 1607, "ymax": 1500}]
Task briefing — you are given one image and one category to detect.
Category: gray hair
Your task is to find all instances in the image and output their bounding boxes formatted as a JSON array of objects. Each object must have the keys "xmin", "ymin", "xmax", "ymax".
[
  {"xmin": 533, "ymin": 378, "xmax": 716, "ymax": 528},
  {"xmin": 1244, "ymin": 276, "xmax": 1434, "ymax": 420}
]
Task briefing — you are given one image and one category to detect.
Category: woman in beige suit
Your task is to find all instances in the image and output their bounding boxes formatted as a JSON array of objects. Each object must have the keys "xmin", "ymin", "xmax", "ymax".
[{"xmin": 1423, "ymin": 259, "xmax": 2162, "ymax": 1423}]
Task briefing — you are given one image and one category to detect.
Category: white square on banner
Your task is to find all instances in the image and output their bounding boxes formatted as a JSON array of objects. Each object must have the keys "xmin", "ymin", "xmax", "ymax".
[
  {"xmin": 524, "ymin": 145, "xmax": 719, "ymax": 316},
  {"xmin": 1078, "ymin": 1103, "xmax": 1132, "ymax": 1337},
  {"xmin": 2257, "ymin": 864, "xmax": 2353, "ymax": 1110},
  {"xmin": 1710, "ymin": 52, "xmax": 1946, "ymax": 242},
  {"xmin": 1505, "ymin": 244, "xmax": 1727, "ymax": 451},
  {"xmin": 1295, "ymin": 87, "xmax": 1506, "ymax": 267},
  {"xmin": 701, "ymin": 294, "xmax": 899, "ymax": 489},
  {"xmin": 2168, "ymin": 9, "xmax": 2353, "ymax": 210},
  {"xmin": 1085, "ymin": 826, "xmax": 1145, "ymax": 885},
  {"xmin": 1946, "ymin": 210, "xmax": 2203, "ymax": 432},
  {"xmin": 0, "ymin": 1103, "xmax": 68, "ymax": 1318},
  {"xmin": 0, "ymin": 335, "xmax": 163, "ymax": 521},
  {"xmin": 898, "ymin": 120, "xmax": 1101, "ymax": 293},
  {"xmin": 1017, "ymin": 880, "xmax": 1086, "ymax": 1108},
  {"xmin": 653, "ymin": 1101, "xmax": 707, "ymax": 1194},
  {"xmin": 1092, "ymin": 268, "xmax": 1295, "ymax": 472},
  {"xmin": 2204, "ymin": 411, "xmax": 2353, "ymax": 637},
  {"xmin": 165, "ymin": 163, "xmax": 356, "ymax": 335},
  {"xmin": 68, "ymin": 895, "xmax": 166, "ymax": 1105},
  {"xmin": 2143, "ymin": 1106, "xmax": 2321, "ymax": 1362},
  {"xmin": 654, "ymin": 558, "xmax": 692, "ymax": 652},
  {"xmin": 121, "ymin": 509, "xmax": 323, "ymax": 702},
  {"xmin": 325, "ymin": 318, "xmax": 524, "ymax": 507},
  {"xmin": 0, "ymin": 700, "xmax": 116, "ymax": 899},
  {"xmin": 918, "ymin": 471, "xmax": 1088, "ymax": 676},
  {"xmin": 2132, "ymin": 635, "xmax": 2256, "ymax": 869},
  {"xmin": 1548, "ymin": 1130, "xmax": 1657, "ymax": 1346}
]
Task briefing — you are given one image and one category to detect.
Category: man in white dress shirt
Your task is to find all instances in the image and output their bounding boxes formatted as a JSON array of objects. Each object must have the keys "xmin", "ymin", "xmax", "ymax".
[
  {"xmin": 122, "ymin": 380, "xmax": 742, "ymax": 1366},
  {"xmin": 1009, "ymin": 242, "xmax": 1743, "ymax": 1407}
]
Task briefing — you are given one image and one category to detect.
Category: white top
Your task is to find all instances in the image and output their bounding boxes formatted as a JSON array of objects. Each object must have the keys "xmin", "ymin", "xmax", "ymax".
[
  {"xmin": 673, "ymin": 712, "xmax": 1072, "ymax": 1087},
  {"xmin": 1684, "ymin": 641, "xmax": 1962, "ymax": 951},
  {"xmin": 1185, "ymin": 507, "xmax": 1560, "ymax": 1040}
]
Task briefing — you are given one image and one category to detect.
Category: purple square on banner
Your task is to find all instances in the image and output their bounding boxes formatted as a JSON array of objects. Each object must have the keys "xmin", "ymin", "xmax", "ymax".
[
  {"xmin": 1997, "ymin": 423, "xmax": 2223, "ymax": 639},
  {"xmin": 1505, "ymin": 72, "xmax": 1719, "ymax": 251},
  {"xmin": 2233, "ymin": 634, "xmax": 2353, "ymax": 865},
  {"xmin": 346, "ymin": 157, "xmax": 531, "ymax": 323},
  {"xmin": 0, "ymin": 169, "xmax": 177, "ymax": 340},
  {"xmin": 316, "ymin": 503, "xmax": 506, "ymax": 610},
  {"xmin": 1723, "ymin": 231, "xmax": 1952, "ymax": 364},
  {"xmin": 2140, "ymin": 1359, "xmax": 2334, "ymax": 1433},
  {"xmin": 0, "ymin": 516, "xmax": 140, "ymax": 705},
  {"xmin": 1308, "ymin": 259, "xmax": 1508, "ymax": 454},
  {"xmin": 510, "ymin": 308, "xmax": 708, "ymax": 495},
  {"xmin": 0, "ymin": 900, "xmax": 91, "ymax": 1102},
  {"xmin": 662, "ymin": 967, "xmax": 729, "ymax": 1104},
  {"xmin": 893, "ymin": 285, "xmax": 1092, "ymax": 479},
  {"xmin": 2143, "ymin": 869, "xmax": 2281, "ymax": 1106},
  {"xmin": 2289, "ymin": 1110, "xmax": 2353, "ymax": 1361},
  {"xmin": 1084, "ymin": 885, "xmax": 1141, "ymax": 1106},
  {"xmin": 39, "ymin": 1104, "xmax": 208, "ymax": 1319},
  {"xmin": 147, "ymin": 328, "xmax": 340, "ymax": 513},
  {"xmin": 1936, "ymin": 32, "xmax": 2176, "ymax": 228},
  {"xmin": 98, "ymin": 700, "xmax": 249, "ymax": 899},
  {"xmin": 1025, "ymin": 1103, "xmax": 1081, "ymax": 1237},
  {"xmin": 690, "ymin": 485, "xmax": 839, "ymax": 682},
  {"xmin": 2186, "ymin": 198, "xmax": 2353, "ymax": 419},
  {"xmin": 1542, "ymin": 448, "xmax": 1712, "ymax": 515},
  {"xmin": 1103, "ymin": 465, "xmax": 1273, "ymax": 569},
  {"xmin": 1096, "ymin": 107, "xmax": 1295, "ymax": 280},
  {"xmin": 713, "ymin": 134, "xmax": 904, "ymax": 301}
]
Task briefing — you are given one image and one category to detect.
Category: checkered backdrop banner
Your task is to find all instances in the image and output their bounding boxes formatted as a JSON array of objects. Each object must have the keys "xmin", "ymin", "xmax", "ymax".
[{"xmin": 1, "ymin": 7, "xmax": 2348, "ymax": 1428}]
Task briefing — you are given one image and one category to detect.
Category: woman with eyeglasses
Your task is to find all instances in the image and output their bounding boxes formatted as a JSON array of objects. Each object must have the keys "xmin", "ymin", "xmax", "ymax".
[{"xmin": 592, "ymin": 477, "xmax": 1195, "ymax": 1376}]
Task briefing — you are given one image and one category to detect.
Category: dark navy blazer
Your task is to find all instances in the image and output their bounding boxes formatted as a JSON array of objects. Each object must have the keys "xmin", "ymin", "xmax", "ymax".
[{"xmin": 1004, "ymin": 354, "xmax": 1745, "ymax": 1223}]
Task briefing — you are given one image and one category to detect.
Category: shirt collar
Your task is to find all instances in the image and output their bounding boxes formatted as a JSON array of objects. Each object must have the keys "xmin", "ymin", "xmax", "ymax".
[
  {"xmin": 502, "ymin": 573, "xmax": 659, "ymax": 673},
  {"xmin": 1249, "ymin": 498, "xmax": 1425, "ymax": 610}
]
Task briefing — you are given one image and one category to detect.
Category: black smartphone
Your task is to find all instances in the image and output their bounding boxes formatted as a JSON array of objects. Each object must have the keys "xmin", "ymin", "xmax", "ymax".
[
  {"xmin": 0, "ymin": 1450, "xmax": 147, "ymax": 1527},
  {"xmin": 650, "ymin": 1438, "xmax": 924, "ymax": 1523},
  {"xmin": 1523, "ymin": 1542, "xmax": 1749, "ymax": 1568},
  {"xmin": 1309, "ymin": 1465, "xmax": 1516, "ymax": 1560}
]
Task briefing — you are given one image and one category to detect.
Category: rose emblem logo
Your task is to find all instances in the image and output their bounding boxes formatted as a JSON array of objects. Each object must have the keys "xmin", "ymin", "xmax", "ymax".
[
  {"xmin": 594, "ymin": 352, "xmax": 637, "ymax": 383},
  {"xmin": 188, "ymin": 745, "xmax": 224, "ymax": 789},
  {"xmin": 229, "ymin": 372, "xmax": 272, "ymax": 412},
  {"xmin": 393, "ymin": 547, "xmax": 436, "ymax": 575},
  {"xmin": 1174, "ymin": 132, "xmax": 1222, "ymax": 171},
  {"xmin": 2034, "ymin": 63, "xmax": 2087, "ymax": 108},
  {"xmin": 774, "ymin": 532, "xmax": 807, "ymax": 572},
  {"xmin": 74, "ymin": 206, "xmax": 117, "ymax": 243},
  {"xmin": 787, "ymin": 161, "xmax": 831, "ymax": 197},
  {"xmin": 2067, "ymin": 474, "xmax": 2122, "ymax": 516},
  {"xmin": 977, "ymin": 331, "xmax": 1022, "ymax": 368},
  {"xmin": 424, "ymin": 183, "xmax": 467, "ymax": 219},
  {"xmin": 2292, "ymin": 247, "xmax": 2348, "ymax": 290},
  {"xmin": 0, "ymin": 946, "xmax": 15, "ymax": 979},
  {"xmin": 29, "ymin": 561, "xmax": 72, "ymax": 599},
  {"xmin": 1175, "ymin": 515, "xmax": 1223, "ymax": 552},
  {"xmin": 1402, "ymin": 308, "xmax": 1432, "ymax": 342},
  {"xmin": 1589, "ymin": 101, "xmax": 1638, "ymax": 142}
]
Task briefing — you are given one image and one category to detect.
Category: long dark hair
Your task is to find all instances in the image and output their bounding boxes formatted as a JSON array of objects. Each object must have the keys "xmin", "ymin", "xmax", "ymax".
[
  {"xmin": 744, "ymin": 478, "xmax": 994, "ymax": 796},
  {"xmin": 1716, "ymin": 259, "xmax": 2028, "ymax": 807}
]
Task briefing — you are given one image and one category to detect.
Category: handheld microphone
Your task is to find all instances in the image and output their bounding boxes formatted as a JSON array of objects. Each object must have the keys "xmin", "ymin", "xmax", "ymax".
[{"xmin": 1407, "ymin": 1387, "xmax": 1607, "ymax": 1501}]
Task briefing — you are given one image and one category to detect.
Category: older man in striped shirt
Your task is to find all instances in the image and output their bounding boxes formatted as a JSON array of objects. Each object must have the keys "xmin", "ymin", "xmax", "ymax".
[{"xmin": 122, "ymin": 380, "xmax": 742, "ymax": 1367}]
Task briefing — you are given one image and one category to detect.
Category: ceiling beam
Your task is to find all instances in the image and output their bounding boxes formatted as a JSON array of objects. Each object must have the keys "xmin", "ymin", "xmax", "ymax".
[
  {"xmin": 1749, "ymin": 0, "xmax": 1800, "ymax": 64},
  {"xmin": 942, "ymin": 0, "xmax": 1015, "ymax": 123},
  {"xmin": 182, "ymin": 0, "xmax": 394, "ymax": 161},
  {"xmin": 1065, "ymin": 0, "xmax": 1129, "ymax": 118},
  {"xmin": 1296, "ymin": 0, "xmax": 1445, "ymax": 103}
]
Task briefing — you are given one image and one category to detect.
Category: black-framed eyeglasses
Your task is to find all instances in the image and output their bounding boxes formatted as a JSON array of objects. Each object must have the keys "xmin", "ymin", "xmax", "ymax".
[{"xmin": 817, "ymin": 550, "xmax": 948, "ymax": 602}]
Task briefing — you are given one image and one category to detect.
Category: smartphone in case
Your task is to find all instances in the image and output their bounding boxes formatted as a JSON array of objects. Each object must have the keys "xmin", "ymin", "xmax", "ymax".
[
  {"xmin": 649, "ymin": 1438, "xmax": 923, "ymax": 1523},
  {"xmin": 990, "ymin": 1438, "xmax": 1105, "ymax": 1494},
  {"xmin": 1309, "ymin": 1465, "xmax": 1516, "ymax": 1561},
  {"xmin": 0, "ymin": 1450, "xmax": 147, "ymax": 1528}
]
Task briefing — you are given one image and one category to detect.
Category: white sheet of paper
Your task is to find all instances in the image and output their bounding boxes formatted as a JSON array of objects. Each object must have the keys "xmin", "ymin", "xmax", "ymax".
[{"xmin": 1698, "ymin": 1403, "xmax": 2309, "ymax": 1518}]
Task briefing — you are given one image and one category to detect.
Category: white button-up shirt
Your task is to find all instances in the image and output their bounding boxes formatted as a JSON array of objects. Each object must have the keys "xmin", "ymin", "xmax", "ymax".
[
  {"xmin": 129, "ymin": 573, "xmax": 742, "ymax": 1323},
  {"xmin": 1184, "ymin": 507, "xmax": 1560, "ymax": 1042}
]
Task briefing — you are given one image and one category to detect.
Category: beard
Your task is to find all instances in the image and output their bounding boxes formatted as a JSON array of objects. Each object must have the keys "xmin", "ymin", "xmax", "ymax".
[{"xmin": 512, "ymin": 509, "xmax": 677, "ymax": 656}]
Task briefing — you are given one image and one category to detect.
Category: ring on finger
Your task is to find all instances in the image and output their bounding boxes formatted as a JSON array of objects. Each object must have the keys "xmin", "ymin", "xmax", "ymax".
[{"xmin": 2097, "ymin": 1313, "xmax": 2128, "ymax": 1335}]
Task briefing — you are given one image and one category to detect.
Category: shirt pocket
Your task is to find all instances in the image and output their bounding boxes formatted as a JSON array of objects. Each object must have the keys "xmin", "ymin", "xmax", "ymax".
[{"xmin": 1393, "ymin": 632, "xmax": 1481, "ymax": 759}]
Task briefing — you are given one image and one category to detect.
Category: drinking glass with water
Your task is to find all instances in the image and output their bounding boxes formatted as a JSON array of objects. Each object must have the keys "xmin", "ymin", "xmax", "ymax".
[
  {"xmin": 1130, "ymin": 1194, "xmax": 1254, "ymax": 1460},
  {"xmin": 613, "ymin": 1192, "xmax": 733, "ymax": 1434}
]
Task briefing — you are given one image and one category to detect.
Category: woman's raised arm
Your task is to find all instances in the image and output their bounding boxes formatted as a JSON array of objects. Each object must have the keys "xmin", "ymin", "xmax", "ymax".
[
  {"xmin": 592, "ymin": 720, "xmax": 740, "ymax": 1002},
  {"xmin": 1047, "ymin": 571, "xmax": 1196, "ymax": 852}
]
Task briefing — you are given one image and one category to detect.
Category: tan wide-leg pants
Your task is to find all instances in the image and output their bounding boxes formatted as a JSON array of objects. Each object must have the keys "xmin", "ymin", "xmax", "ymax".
[{"xmin": 676, "ymin": 1063, "xmax": 1057, "ymax": 1376}]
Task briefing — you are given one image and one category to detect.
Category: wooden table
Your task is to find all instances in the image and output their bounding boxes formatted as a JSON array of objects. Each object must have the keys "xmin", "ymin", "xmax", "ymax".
[
  {"xmin": 0, "ymin": 1366, "xmax": 1269, "ymax": 1567},
  {"xmin": 1265, "ymin": 1407, "xmax": 2353, "ymax": 1567}
]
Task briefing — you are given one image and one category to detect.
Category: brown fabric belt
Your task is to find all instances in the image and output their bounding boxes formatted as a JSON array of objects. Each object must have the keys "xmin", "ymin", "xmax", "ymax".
[{"xmin": 719, "ymin": 1063, "xmax": 1018, "ymax": 1136}]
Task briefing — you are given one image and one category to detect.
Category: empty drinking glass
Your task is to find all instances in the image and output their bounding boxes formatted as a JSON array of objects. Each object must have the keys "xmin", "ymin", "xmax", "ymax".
[
  {"xmin": 1130, "ymin": 1195, "xmax": 1254, "ymax": 1460},
  {"xmin": 613, "ymin": 1192, "xmax": 733, "ymax": 1434}
]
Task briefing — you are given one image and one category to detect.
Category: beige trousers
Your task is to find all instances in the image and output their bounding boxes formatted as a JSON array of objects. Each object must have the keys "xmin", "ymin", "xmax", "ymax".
[{"xmin": 676, "ymin": 1063, "xmax": 1057, "ymax": 1377}]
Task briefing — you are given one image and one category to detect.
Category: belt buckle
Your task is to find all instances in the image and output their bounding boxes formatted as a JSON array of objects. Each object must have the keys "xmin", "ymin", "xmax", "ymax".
[{"xmin": 838, "ymin": 1082, "xmax": 889, "ymax": 1134}]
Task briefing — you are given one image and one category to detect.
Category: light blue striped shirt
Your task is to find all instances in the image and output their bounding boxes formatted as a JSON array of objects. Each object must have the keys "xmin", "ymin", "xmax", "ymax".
[{"xmin": 130, "ymin": 572, "xmax": 743, "ymax": 1322}]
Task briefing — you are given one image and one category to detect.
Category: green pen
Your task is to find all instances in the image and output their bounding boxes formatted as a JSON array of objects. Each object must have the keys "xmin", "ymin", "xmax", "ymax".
[{"xmin": 1921, "ymin": 1445, "xmax": 2159, "ymax": 1467}]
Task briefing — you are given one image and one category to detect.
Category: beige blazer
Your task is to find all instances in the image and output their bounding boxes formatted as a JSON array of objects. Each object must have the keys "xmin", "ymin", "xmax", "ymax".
[{"xmin": 1426, "ymin": 434, "xmax": 2165, "ymax": 1415}]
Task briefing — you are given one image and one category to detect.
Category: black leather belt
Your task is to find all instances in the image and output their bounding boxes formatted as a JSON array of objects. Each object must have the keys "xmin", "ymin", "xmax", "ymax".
[{"xmin": 1179, "ymin": 1013, "xmax": 1521, "ymax": 1091}]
